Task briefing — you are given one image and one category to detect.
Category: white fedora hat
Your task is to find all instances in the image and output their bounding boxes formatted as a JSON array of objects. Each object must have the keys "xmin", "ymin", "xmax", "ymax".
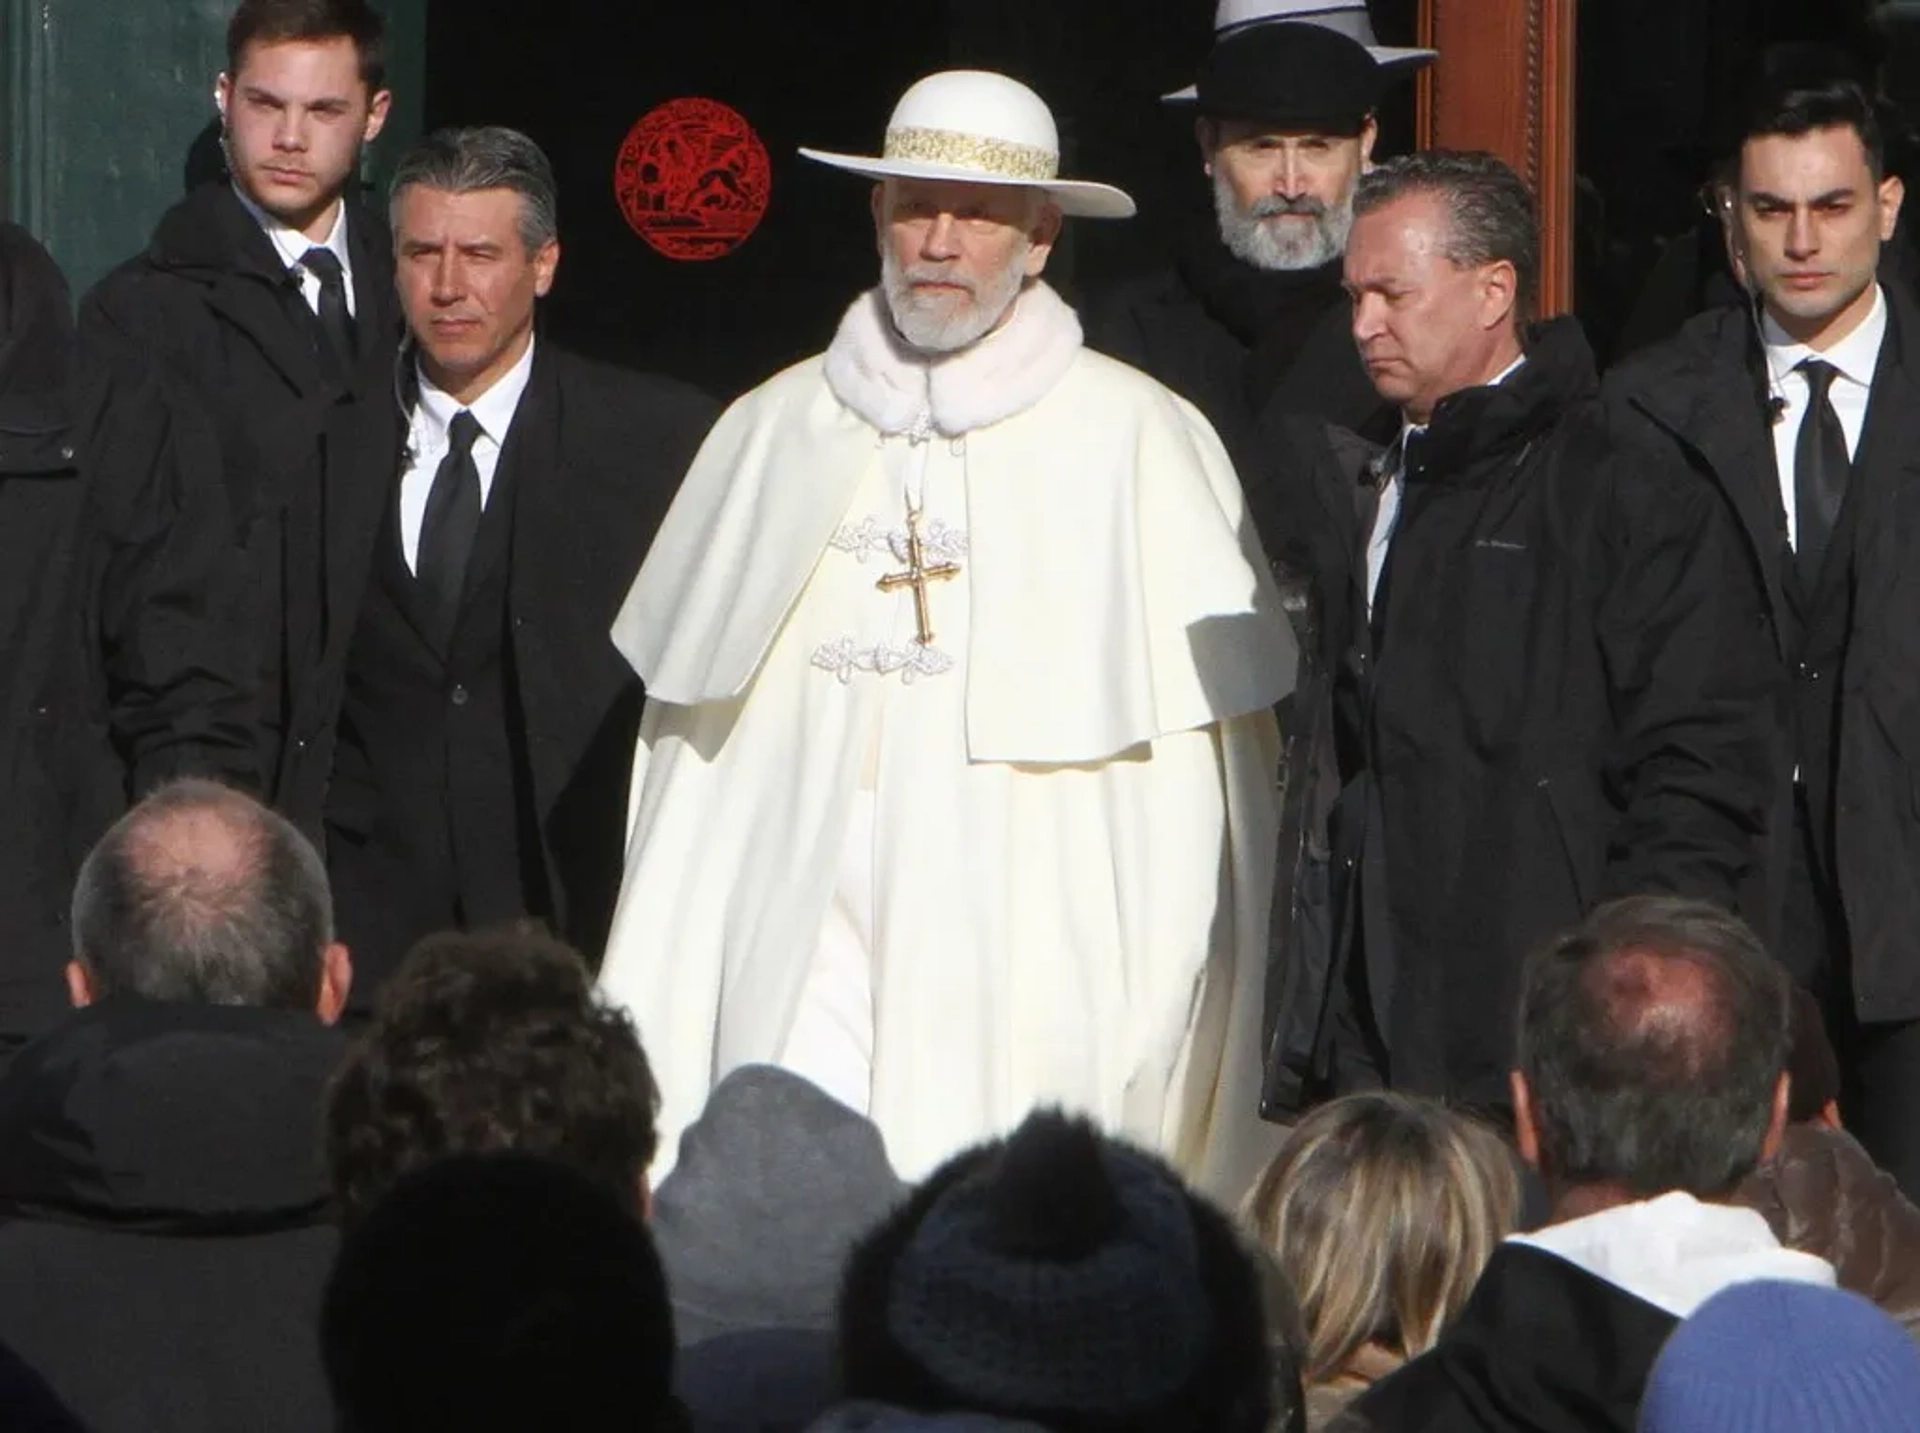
[
  {"xmin": 1164, "ymin": 0, "xmax": 1437, "ymax": 102},
  {"xmin": 800, "ymin": 70, "xmax": 1136, "ymax": 220}
]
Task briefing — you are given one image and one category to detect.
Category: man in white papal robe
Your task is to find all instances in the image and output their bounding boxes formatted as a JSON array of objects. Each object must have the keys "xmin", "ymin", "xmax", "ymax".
[{"xmin": 597, "ymin": 69, "xmax": 1298, "ymax": 1199}]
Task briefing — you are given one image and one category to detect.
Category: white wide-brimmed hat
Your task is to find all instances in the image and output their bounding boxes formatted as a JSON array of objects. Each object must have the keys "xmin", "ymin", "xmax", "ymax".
[
  {"xmin": 800, "ymin": 70, "xmax": 1137, "ymax": 220},
  {"xmin": 1164, "ymin": 0, "xmax": 1438, "ymax": 102}
]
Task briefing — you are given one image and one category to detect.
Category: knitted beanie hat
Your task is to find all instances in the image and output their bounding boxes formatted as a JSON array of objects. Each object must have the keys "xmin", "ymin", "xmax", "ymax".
[
  {"xmin": 836, "ymin": 1111, "xmax": 1271, "ymax": 1433},
  {"xmin": 1639, "ymin": 1280, "xmax": 1920, "ymax": 1433}
]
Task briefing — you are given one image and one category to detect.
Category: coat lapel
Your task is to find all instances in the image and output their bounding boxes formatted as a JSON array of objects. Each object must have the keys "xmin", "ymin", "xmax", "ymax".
[{"xmin": 1625, "ymin": 314, "xmax": 1794, "ymax": 657}]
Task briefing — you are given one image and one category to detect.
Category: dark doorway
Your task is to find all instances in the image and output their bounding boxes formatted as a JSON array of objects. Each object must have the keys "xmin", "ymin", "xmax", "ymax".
[
  {"xmin": 420, "ymin": 0, "xmax": 1422, "ymax": 399},
  {"xmin": 1574, "ymin": 0, "xmax": 1889, "ymax": 363}
]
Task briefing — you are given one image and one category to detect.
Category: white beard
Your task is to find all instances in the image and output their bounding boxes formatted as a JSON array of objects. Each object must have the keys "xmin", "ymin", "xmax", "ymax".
[
  {"xmin": 1213, "ymin": 169, "xmax": 1354, "ymax": 273},
  {"xmin": 880, "ymin": 240, "xmax": 1032, "ymax": 354}
]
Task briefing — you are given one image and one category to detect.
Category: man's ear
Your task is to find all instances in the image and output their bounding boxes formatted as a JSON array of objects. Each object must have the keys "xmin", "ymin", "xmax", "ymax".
[
  {"xmin": 363, "ymin": 87, "xmax": 393, "ymax": 146},
  {"xmin": 1480, "ymin": 258, "xmax": 1519, "ymax": 330},
  {"xmin": 316, "ymin": 942, "xmax": 354, "ymax": 1026},
  {"xmin": 533, "ymin": 239, "xmax": 562, "ymax": 298},
  {"xmin": 638, "ymin": 1174, "xmax": 654, "ymax": 1223},
  {"xmin": 65, "ymin": 960, "xmax": 96, "ymax": 1010},
  {"xmin": 1359, "ymin": 113, "xmax": 1380, "ymax": 168},
  {"xmin": 1195, "ymin": 116, "xmax": 1218, "ymax": 175},
  {"xmin": 1760, "ymin": 1071, "xmax": 1792, "ymax": 1162},
  {"xmin": 1510, "ymin": 1069, "xmax": 1542, "ymax": 1171},
  {"xmin": 215, "ymin": 72, "xmax": 232, "ymax": 123},
  {"xmin": 1024, "ymin": 201, "xmax": 1065, "ymax": 278},
  {"xmin": 1879, "ymin": 172, "xmax": 1906, "ymax": 243}
]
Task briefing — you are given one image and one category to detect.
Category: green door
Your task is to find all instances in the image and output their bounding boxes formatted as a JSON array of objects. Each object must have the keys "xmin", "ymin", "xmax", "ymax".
[{"xmin": 1, "ymin": 0, "xmax": 424, "ymax": 300}]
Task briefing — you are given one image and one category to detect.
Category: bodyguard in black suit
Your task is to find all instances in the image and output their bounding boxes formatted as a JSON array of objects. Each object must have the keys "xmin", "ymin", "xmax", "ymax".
[
  {"xmin": 321, "ymin": 127, "xmax": 715, "ymax": 1006},
  {"xmin": 1607, "ymin": 55, "xmax": 1920, "ymax": 1195},
  {"xmin": 78, "ymin": 0, "xmax": 399, "ymax": 810}
]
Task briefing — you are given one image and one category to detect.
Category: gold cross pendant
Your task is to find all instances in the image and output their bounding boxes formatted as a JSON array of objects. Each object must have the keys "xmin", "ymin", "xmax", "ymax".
[{"xmin": 877, "ymin": 505, "xmax": 961, "ymax": 647}]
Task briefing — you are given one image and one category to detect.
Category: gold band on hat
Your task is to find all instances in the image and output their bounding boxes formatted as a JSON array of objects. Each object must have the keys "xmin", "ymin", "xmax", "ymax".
[{"xmin": 882, "ymin": 126, "xmax": 1059, "ymax": 180}]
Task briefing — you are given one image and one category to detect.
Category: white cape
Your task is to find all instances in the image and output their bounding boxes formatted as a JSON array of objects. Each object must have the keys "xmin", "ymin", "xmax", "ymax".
[{"xmin": 600, "ymin": 283, "xmax": 1297, "ymax": 1197}]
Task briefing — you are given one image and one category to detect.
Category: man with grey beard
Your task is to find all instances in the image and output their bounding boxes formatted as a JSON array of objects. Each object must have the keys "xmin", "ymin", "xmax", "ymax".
[
  {"xmin": 597, "ymin": 70, "xmax": 1297, "ymax": 1204},
  {"xmin": 1092, "ymin": 20, "xmax": 1420, "ymax": 551}
]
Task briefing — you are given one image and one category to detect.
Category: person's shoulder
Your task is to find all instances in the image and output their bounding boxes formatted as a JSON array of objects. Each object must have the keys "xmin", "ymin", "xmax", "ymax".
[
  {"xmin": 1604, "ymin": 302, "xmax": 1749, "ymax": 401},
  {"xmin": 1087, "ymin": 265, "xmax": 1191, "ymax": 320},
  {"xmin": 546, "ymin": 344, "xmax": 719, "ymax": 420},
  {"xmin": 1067, "ymin": 342, "xmax": 1231, "ymax": 430}
]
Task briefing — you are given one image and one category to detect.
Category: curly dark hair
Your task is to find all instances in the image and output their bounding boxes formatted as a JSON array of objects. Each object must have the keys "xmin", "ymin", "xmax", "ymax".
[{"xmin": 324, "ymin": 925, "xmax": 660, "ymax": 1226}]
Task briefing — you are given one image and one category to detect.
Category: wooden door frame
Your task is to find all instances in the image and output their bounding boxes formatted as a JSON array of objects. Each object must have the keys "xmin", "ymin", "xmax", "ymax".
[{"xmin": 1415, "ymin": 0, "xmax": 1577, "ymax": 317}]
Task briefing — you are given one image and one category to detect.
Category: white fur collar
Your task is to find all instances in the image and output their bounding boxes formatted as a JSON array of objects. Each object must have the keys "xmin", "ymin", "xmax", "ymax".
[{"xmin": 822, "ymin": 281, "xmax": 1084, "ymax": 438}]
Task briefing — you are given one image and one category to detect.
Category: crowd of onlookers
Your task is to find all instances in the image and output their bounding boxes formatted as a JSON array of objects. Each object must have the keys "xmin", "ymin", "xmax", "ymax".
[{"xmin": 0, "ymin": 778, "xmax": 1917, "ymax": 1432}]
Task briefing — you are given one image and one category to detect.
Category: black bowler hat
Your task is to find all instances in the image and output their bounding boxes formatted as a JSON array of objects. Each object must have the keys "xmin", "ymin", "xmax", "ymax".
[{"xmin": 1195, "ymin": 21, "xmax": 1389, "ymax": 127}]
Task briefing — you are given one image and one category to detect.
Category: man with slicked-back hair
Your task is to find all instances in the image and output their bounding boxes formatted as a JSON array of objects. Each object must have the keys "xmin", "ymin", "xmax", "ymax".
[{"xmin": 317, "ymin": 126, "xmax": 715, "ymax": 1008}]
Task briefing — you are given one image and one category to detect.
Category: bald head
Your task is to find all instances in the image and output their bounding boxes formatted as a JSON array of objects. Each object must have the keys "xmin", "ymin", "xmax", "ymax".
[
  {"xmin": 1516, "ymin": 897, "xmax": 1791, "ymax": 1202},
  {"xmin": 72, "ymin": 779, "xmax": 342, "ymax": 1014}
]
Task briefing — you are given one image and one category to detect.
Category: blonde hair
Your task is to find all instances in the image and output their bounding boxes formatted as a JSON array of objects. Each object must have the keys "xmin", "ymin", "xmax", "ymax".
[{"xmin": 1243, "ymin": 1093, "xmax": 1521, "ymax": 1385}]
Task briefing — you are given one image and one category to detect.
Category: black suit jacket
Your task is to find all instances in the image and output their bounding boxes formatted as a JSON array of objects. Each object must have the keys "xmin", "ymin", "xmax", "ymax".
[
  {"xmin": 77, "ymin": 182, "xmax": 403, "ymax": 812},
  {"xmin": 1607, "ymin": 285, "xmax": 1920, "ymax": 1021},
  {"xmin": 318, "ymin": 341, "xmax": 718, "ymax": 967}
]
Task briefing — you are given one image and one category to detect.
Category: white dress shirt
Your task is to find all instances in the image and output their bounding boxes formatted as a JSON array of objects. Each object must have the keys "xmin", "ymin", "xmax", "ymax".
[
  {"xmin": 398, "ymin": 338, "xmax": 538, "ymax": 574},
  {"xmin": 1761, "ymin": 284, "xmax": 1886, "ymax": 550},
  {"xmin": 1366, "ymin": 353, "xmax": 1529, "ymax": 614},
  {"xmin": 233, "ymin": 186, "xmax": 356, "ymax": 319}
]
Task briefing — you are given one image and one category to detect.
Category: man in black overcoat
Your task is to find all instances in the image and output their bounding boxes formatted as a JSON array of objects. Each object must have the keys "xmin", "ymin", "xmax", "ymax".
[
  {"xmin": 1264, "ymin": 152, "xmax": 1775, "ymax": 1117},
  {"xmin": 319, "ymin": 126, "xmax": 716, "ymax": 1006},
  {"xmin": 77, "ymin": 0, "xmax": 400, "ymax": 814},
  {"xmin": 1089, "ymin": 20, "xmax": 1415, "ymax": 567},
  {"xmin": 1606, "ymin": 53, "xmax": 1920, "ymax": 1197}
]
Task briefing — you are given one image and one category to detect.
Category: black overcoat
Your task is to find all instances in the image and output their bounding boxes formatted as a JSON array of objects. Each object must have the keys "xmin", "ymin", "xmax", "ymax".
[
  {"xmin": 1606, "ymin": 290, "xmax": 1920, "ymax": 1023},
  {"xmin": 76, "ymin": 181, "xmax": 403, "ymax": 818},
  {"xmin": 1087, "ymin": 221, "xmax": 1396, "ymax": 567}
]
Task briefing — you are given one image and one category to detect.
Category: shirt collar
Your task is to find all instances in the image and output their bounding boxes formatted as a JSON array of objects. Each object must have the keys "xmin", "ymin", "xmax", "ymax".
[
  {"xmin": 413, "ymin": 336, "xmax": 539, "ymax": 449},
  {"xmin": 1762, "ymin": 283, "xmax": 1887, "ymax": 390},
  {"xmin": 233, "ymin": 184, "xmax": 352, "ymax": 278}
]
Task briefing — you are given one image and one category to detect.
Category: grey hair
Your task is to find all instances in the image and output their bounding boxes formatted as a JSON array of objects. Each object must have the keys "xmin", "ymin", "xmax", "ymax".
[
  {"xmin": 71, "ymin": 778, "xmax": 335, "ymax": 1011},
  {"xmin": 1354, "ymin": 150, "xmax": 1540, "ymax": 324},
  {"xmin": 389, "ymin": 125, "xmax": 559, "ymax": 252}
]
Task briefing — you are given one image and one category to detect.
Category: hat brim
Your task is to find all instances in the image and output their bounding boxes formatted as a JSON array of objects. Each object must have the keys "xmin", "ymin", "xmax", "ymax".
[
  {"xmin": 798, "ymin": 148, "xmax": 1137, "ymax": 219},
  {"xmin": 1162, "ymin": 43, "xmax": 1437, "ymax": 102}
]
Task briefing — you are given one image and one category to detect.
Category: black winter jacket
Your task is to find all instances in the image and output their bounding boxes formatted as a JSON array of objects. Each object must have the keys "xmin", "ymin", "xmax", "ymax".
[
  {"xmin": 0, "ymin": 1000, "xmax": 346, "ymax": 1432},
  {"xmin": 1269, "ymin": 320, "xmax": 1776, "ymax": 1109}
]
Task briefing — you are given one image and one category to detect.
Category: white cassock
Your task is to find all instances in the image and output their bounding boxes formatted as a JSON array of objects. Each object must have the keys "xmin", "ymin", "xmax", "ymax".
[{"xmin": 599, "ymin": 281, "xmax": 1297, "ymax": 1199}]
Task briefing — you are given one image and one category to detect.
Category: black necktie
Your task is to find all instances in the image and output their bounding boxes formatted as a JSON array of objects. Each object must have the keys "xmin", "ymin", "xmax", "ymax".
[
  {"xmin": 416, "ymin": 410, "xmax": 484, "ymax": 651},
  {"xmin": 1793, "ymin": 358, "xmax": 1850, "ymax": 588},
  {"xmin": 299, "ymin": 246, "xmax": 355, "ymax": 371}
]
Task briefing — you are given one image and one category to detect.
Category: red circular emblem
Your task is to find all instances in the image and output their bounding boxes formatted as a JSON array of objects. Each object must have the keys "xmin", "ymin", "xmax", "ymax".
[{"xmin": 614, "ymin": 98, "xmax": 772, "ymax": 261}]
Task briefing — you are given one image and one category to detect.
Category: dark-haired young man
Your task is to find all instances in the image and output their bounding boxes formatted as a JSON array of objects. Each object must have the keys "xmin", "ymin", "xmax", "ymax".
[
  {"xmin": 1606, "ymin": 51, "xmax": 1920, "ymax": 1198},
  {"xmin": 78, "ymin": 0, "xmax": 400, "ymax": 821},
  {"xmin": 1350, "ymin": 896, "xmax": 1834, "ymax": 1433}
]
